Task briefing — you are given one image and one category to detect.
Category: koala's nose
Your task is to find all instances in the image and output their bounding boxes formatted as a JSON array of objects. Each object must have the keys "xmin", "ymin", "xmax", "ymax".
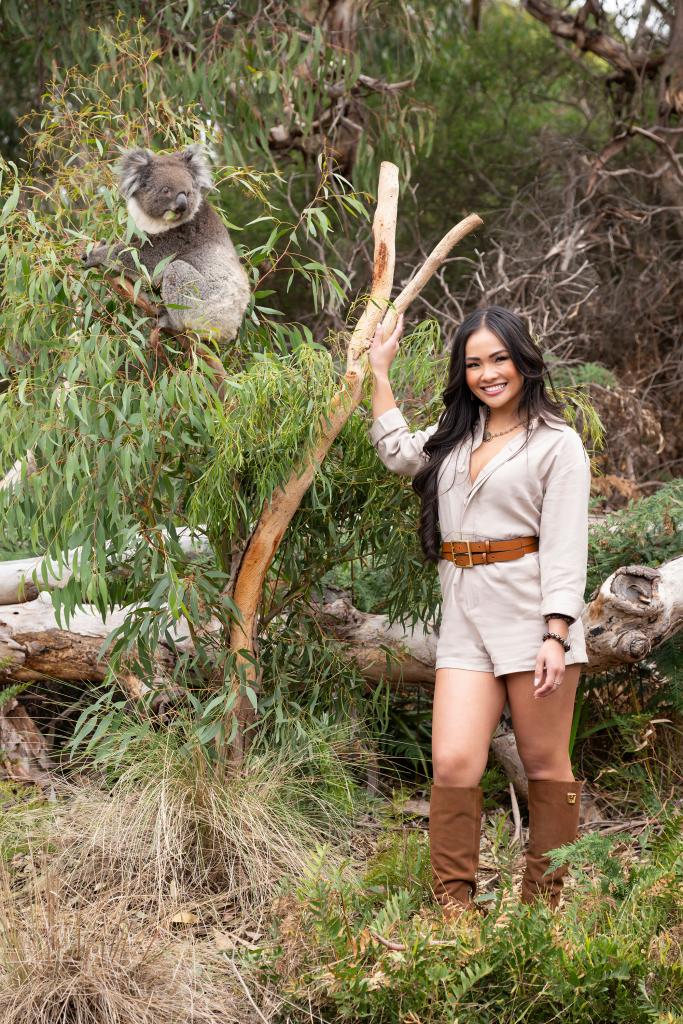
[{"xmin": 174, "ymin": 193, "xmax": 188, "ymax": 212}]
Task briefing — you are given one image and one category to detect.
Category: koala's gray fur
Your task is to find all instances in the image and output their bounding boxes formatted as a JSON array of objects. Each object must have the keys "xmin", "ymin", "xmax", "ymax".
[{"xmin": 84, "ymin": 145, "xmax": 250, "ymax": 342}]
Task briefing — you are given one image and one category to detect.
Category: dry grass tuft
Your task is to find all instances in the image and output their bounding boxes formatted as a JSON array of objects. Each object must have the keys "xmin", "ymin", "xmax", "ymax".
[
  {"xmin": 17, "ymin": 723, "xmax": 360, "ymax": 919},
  {"xmin": 0, "ymin": 719, "xmax": 365, "ymax": 1022},
  {"xmin": 0, "ymin": 864, "xmax": 257, "ymax": 1024},
  {"xmin": 56, "ymin": 765, "xmax": 329, "ymax": 917}
]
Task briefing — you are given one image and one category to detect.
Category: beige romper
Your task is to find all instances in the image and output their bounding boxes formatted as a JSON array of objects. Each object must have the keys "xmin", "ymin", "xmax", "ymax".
[{"xmin": 369, "ymin": 404, "xmax": 591, "ymax": 677}]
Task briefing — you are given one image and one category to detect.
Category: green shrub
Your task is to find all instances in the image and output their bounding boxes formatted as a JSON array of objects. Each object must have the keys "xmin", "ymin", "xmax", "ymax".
[{"xmin": 256, "ymin": 815, "xmax": 683, "ymax": 1022}]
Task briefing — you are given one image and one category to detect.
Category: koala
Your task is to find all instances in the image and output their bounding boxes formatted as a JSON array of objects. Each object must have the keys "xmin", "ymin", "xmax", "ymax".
[{"xmin": 83, "ymin": 145, "xmax": 250, "ymax": 342}]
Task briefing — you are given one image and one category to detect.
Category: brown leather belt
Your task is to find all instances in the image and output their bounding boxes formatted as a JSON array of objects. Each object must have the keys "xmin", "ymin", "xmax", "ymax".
[{"xmin": 441, "ymin": 536, "xmax": 539, "ymax": 568}]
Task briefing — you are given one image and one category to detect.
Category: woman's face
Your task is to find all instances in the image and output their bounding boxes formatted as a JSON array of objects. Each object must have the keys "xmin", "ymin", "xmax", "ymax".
[{"xmin": 464, "ymin": 326, "xmax": 524, "ymax": 415}]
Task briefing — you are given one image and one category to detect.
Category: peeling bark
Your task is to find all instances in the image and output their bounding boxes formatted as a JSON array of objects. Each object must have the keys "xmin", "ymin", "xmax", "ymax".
[
  {"xmin": 0, "ymin": 699, "xmax": 53, "ymax": 785},
  {"xmin": 0, "ymin": 592, "xmax": 178, "ymax": 686}
]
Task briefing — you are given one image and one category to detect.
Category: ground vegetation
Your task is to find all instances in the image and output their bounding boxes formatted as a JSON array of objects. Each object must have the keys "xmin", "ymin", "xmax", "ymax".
[{"xmin": 0, "ymin": 2, "xmax": 681, "ymax": 1020}]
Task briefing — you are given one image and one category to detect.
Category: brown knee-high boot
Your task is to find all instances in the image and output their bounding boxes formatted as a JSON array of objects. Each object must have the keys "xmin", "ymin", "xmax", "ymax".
[
  {"xmin": 429, "ymin": 784, "xmax": 483, "ymax": 919},
  {"xmin": 521, "ymin": 779, "xmax": 583, "ymax": 910}
]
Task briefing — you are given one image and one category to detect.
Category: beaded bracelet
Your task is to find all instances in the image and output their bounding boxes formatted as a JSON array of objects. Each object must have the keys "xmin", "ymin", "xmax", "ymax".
[
  {"xmin": 542, "ymin": 631, "xmax": 571, "ymax": 653},
  {"xmin": 543, "ymin": 631, "xmax": 570, "ymax": 652}
]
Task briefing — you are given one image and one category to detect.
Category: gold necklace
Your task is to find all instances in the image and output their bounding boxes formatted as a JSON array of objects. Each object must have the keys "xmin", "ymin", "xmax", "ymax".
[{"xmin": 482, "ymin": 407, "xmax": 524, "ymax": 443}]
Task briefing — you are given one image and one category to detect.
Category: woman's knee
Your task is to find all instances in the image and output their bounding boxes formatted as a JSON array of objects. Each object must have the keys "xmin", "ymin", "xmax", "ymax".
[
  {"xmin": 432, "ymin": 748, "xmax": 487, "ymax": 787},
  {"xmin": 516, "ymin": 744, "xmax": 572, "ymax": 779}
]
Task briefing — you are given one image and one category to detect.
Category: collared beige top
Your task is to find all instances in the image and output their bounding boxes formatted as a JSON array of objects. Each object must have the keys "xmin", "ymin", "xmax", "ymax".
[{"xmin": 369, "ymin": 402, "xmax": 591, "ymax": 673}]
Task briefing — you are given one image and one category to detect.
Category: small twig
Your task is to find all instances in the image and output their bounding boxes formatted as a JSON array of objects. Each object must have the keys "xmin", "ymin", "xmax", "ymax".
[
  {"xmin": 476, "ymin": 873, "xmax": 500, "ymax": 891},
  {"xmin": 225, "ymin": 956, "xmax": 270, "ymax": 1024},
  {"xmin": 109, "ymin": 276, "xmax": 161, "ymax": 317},
  {"xmin": 509, "ymin": 782, "xmax": 522, "ymax": 846},
  {"xmin": 581, "ymin": 816, "xmax": 659, "ymax": 835}
]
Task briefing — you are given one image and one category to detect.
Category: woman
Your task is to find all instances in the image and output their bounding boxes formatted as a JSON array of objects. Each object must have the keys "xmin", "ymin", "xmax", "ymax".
[{"xmin": 368, "ymin": 305, "xmax": 590, "ymax": 919}]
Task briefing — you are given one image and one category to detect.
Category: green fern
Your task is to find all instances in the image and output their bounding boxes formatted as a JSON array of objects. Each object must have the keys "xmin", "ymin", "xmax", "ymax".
[
  {"xmin": 371, "ymin": 889, "xmax": 414, "ymax": 935},
  {"xmin": 447, "ymin": 960, "xmax": 495, "ymax": 1002}
]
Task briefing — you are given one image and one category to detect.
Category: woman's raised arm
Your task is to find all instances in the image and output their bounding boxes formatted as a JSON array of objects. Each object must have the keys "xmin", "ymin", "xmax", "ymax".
[
  {"xmin": 369, "ymin": 313, "xmax": 404, "ymax": 420},
  {"xmin": 368, "ymin": 315, "xmax": 438, "ymax": 477}
]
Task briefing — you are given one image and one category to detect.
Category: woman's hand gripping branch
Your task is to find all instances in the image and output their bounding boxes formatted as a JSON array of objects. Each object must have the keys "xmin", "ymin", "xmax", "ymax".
[{"xmin": 369, "ymin": 313, "xmax": 404, "ymax": 420}]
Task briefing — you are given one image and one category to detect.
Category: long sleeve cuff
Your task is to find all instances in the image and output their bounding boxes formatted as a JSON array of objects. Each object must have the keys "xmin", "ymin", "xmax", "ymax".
[
  {"xmin": 369, "ymin": 405, "xmax": 409, "ymax": 447},
  {"xmin": 544, "ymin": 612, "xmax": 575, "ymax": 624},
  {"xmin": 540, "ymin": 591, "xmax": 585, "ymax": 622}
]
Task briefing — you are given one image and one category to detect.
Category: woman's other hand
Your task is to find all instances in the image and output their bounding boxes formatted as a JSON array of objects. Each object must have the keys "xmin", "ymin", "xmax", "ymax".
[
  {"xmin": 368, "ymin": 313, "xmax": 404, "ymax": 378},
  {"xmin": 533, "ymin": 639, "xmax": 566, "ymax": 699}
]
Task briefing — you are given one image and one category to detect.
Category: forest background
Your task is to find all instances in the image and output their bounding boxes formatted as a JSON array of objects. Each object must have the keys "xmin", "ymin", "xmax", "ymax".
[{"xmin": 0, "ymin": 1, "xmax": 682, "ymax": 1021}]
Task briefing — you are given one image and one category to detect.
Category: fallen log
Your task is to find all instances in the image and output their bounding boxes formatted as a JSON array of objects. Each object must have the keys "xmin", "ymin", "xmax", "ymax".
[
  {"xmin": 9, "ymin": 555, "xmax": 677, "ymax": 693},
  {"xmin": 0, "ymin": 555, "xmax": 70, "ymax": 605},
  {"xmin": 583, "ymin": 556, "xmax": 683, "ymax": 671},
  {"xmin": 0, "ymin": 591, "xmax": 179, "ymax": 688},
  {"xmin": 0, "ymin": 531, "xmax": 211, "ymax": 606},
  {"xmin": 320, "ymin": 554, "xmax": 683, "ymax": 686},
  {"xmin": 1, "ymin": 555, "xmax": 679, "ymax": 792}
]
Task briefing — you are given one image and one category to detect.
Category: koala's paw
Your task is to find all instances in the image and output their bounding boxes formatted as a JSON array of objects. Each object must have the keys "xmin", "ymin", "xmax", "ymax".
[
  {"xmin": 156, "ymin": 311, "xmax": 174, "ymax": 331},
  {"xmin": 81, "ymin": 242, "xmax": 109, "ymax": 268}
]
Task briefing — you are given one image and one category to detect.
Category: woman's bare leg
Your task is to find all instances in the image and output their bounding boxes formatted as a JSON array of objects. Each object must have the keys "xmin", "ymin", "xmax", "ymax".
[
  {"xmin": 432, "ymin": 668, "xmax": 508, "ymax": 786},
  {"xmin": 505, "ymin": 665, "xmax": 581, "ymax": 780}
]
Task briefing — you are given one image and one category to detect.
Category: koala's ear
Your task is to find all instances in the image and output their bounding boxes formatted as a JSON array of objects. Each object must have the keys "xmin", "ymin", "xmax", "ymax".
[
  {"xmin": 181, "ymin": 144, "xmax": 213, "ymax": 191},
  {"xmin": 118, "ymin": 148, "xmax": 152, "ymax": 198}
]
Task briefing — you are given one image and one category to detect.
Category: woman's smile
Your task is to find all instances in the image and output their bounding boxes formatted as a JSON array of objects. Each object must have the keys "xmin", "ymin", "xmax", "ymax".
[{"xmin": 464, "ymin": 326, "xmax": 524, "ymax": 414}]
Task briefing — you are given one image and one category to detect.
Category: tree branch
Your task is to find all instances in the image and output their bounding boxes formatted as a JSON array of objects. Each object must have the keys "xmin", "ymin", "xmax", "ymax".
[
  {"xmin": 227, "ymin": 166, "xmax": 481, "ymax": 762},
  {"xmin": 523, "ymin": 0, "xmax": 666, "ymax": 77}
]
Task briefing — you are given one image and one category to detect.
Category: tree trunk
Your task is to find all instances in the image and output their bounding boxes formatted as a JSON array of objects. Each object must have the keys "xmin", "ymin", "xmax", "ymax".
[
  {"xmin": 224, "ymin": 161, "xmax": 481, "ymax": 763},
  {"xmin": 660, "ymin": 0, "xmax": 683, "ymax": 119}
]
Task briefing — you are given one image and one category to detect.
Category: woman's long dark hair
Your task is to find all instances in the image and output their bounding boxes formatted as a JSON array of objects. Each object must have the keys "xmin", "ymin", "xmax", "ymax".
[{"xmin": 412, "ymin": 306, "xmax": 565, "ymax": 563}]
